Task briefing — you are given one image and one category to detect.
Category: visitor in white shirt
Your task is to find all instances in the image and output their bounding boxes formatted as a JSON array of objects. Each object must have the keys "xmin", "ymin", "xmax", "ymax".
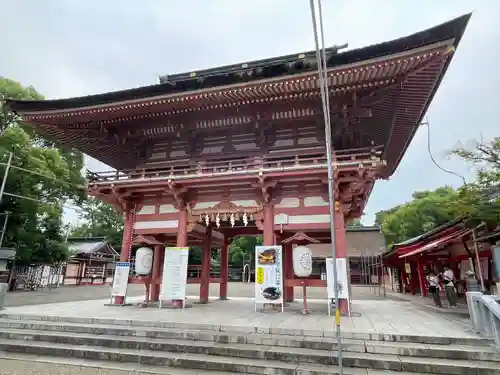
[
  {"xmin": 426, "ymin": 271, "xmax": 442, "ymax": 307},
  {"xmin": 442, "ymin": 266, "xmax": 458, "ymax": 308}
]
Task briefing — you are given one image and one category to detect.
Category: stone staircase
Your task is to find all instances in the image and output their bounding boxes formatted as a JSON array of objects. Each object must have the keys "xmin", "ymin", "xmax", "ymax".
[{"xmin": 0, "ymin": 313, "xmax": 498, "ymax": 375}]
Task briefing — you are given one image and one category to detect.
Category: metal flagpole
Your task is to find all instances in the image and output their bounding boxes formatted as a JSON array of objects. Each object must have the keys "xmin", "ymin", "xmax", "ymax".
[{"xmin": 308, "ymin": 1, "xmax": 343, "ymax": 373}]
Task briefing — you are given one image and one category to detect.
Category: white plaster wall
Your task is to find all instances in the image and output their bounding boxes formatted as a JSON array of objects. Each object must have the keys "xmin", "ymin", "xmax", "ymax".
[
  {"xmin": 276, "ymin": 198, "xmax": 300, "ymax": 208},
  {"xmin": 135, "ymin": 220, "xmax": 179, "ymax": 230},
  {"xmin": 304, "ymin": 196, "xmax": 329, "ymax": 207},
  {"xmin": 159, "ymin": 204, "xmax": 178, "ymax": 213},
  {"xmin": 136, "ymin": 205, "xmax": 155, "ymax": 215}
]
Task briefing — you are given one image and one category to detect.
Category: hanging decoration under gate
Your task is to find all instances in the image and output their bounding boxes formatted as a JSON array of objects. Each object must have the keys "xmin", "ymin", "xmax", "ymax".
[
  {"xmin": 254, "ymin": 245, "xmax": 284, "ymax": 312},
  {"xmin": 200, "ymin": 211, "xmax": 255, "ymax": 228},
  {"xmin": 189, "ymin": 200, "xmax": 262, "ymax": 228}
]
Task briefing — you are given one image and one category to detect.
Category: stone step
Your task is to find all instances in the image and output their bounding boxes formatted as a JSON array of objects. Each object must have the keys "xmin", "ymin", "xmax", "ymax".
[
  {"xmin": 0, "ymin": 314, "xmax": 492, "ymax": 346},
  {"xmin": 0, "ymin": 352, "xmax": 431, "ymax": 375},
  {"xmin": 0, "ymin": 327, "xmax": 498, "ymax": 363},
  {"xmin": 0, "ymin": 352, "xmax": 237, "ymax": 375},
  {"xmin": 0, "ymin": 336, "xmax": 498, "ymax": 374},
  {"xmin": 0, "ymin": 339, "xmax": 362, "ymax": 375}
]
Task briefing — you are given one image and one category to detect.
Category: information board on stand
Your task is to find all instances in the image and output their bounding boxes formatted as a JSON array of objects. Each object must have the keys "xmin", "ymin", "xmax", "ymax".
[
  {"xmin": 110, "ymin": 262, "xmax": 130, "ymax": 305},
  {"xmin": 254, "ymin": 245, "xmax": 284, "ymax": 312},
  {"xmin": 159, "ymin": 247, "xmax": 190, "ymax": 308},
  {"xmin": 326, "ymin": 258, "xmax": 351, "ymax": 316}
]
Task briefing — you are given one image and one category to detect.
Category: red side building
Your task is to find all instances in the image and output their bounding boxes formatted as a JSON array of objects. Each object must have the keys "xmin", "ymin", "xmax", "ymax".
[
  {"xmin": 384, "ymin": 216, "xmax": 499, "ymax": 297},
  {"xmin": 5, "ymin": 15, "xmax": 470, "ymax": 309}
]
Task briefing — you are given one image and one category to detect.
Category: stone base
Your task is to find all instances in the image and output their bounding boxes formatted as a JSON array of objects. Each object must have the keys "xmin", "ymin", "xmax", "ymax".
[{"xmin": 104, "ymin": 303, "xmax": 133, "ymax": 307}]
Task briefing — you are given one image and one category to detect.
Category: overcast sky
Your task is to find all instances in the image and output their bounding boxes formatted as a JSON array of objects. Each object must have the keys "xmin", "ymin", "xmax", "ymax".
[{"xmin": 1, "ymin": 0, "xmax": 499, "ymax": 225}]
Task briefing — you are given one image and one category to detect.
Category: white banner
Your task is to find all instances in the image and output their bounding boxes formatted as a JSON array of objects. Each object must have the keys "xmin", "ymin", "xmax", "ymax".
[
  {"xmin": 160, "ymin": 247, "xmax": 190, "ymax": 302},
  {"xmin": 255, "ymin": 246, "xmax": 283, "ymax": 307},
  {"xmin": 111, "ymin": 262, "xmax": 130, "ymax": 297},
  {"xmin": 326, "ymin": 258, "xmax": 349, "ymax": 300}
]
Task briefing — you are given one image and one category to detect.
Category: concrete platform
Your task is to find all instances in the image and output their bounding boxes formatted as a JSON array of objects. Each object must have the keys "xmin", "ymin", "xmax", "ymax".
[{"xmin": 1, "ymin": 295, "xmax": 477, "ymax": 339}]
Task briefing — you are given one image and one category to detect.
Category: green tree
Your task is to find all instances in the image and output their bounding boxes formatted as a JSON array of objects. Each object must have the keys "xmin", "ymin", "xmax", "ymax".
[
  {"xmin": 0, "ymin": 77, "xmax": 85, "ymax": 264},
  {"xmin": 71, "ymin": 198, "xmax": 124, "ymax": 249},
  {"xmin": 374, "ymin": 206, "xmax": 400, "ymax": 226},
  {"xmin": 453, "ymin": 137, "xmax": 500, "ymax": 224},
  {"xmin": 229, "ymin": 236, "xmax": 262, "ymax": 267},
  {"xmin": 376, "ymin": 186, "xmax": 464, "ymax": 246}
]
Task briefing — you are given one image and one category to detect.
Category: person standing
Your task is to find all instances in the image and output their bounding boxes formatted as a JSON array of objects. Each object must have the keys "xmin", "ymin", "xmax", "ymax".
[
  {"xmin": 426, "ymin": 271, "xmax": 442, "ymax": 307},
  {"xmin": 443, "ymin": 266, "xmax": 458, "ymax": 308}
]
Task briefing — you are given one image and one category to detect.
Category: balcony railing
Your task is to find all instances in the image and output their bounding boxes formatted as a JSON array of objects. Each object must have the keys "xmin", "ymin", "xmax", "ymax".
[{"xmin": 87, "ymin": 148, "xmax": 385, "ymax": 185}]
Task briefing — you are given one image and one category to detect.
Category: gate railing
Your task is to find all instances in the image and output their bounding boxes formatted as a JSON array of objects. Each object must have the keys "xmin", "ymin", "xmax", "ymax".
[
  {"xmin": 466, "ymin": 291, "xmax": 500, "ymax": 349},
  {"xmin": 87, "ymin": 149, "xmax": 384, "ymax": 185}
]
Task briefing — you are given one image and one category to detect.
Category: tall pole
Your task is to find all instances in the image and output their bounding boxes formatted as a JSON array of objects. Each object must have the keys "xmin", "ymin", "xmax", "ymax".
[
  {"xmin": 0, "ymin": 152, "xmax": 13, "ymax": 205},
  {"xmin": 309, "ymin": 1, "xmax": 343, "ymax": 373}
]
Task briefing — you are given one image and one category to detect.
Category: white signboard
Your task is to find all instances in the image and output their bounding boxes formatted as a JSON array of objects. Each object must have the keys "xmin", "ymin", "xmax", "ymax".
[
  {"xmin": 159, "ymin": 247, "xmax": 190, "ymax": 306},
  {"xmin": 326, "ymin": 258, "xmax": 350, "ymax": 316},
  {"xmin": 254, "ymin": 246, "xmax": 284, "ymax": 311},
  {"xmin": 111, "ymin": 262, "xmax": 130, "ymax": 297}
]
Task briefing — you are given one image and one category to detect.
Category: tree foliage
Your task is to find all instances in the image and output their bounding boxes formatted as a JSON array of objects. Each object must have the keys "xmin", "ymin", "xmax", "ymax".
[
  {"xmin": 376, "ymin": 136, "xmax": 500, "ymax": 247},
  {"xmin": 452, "ymin": 137, "xmax": 500, "ymax": 224},
  {"xmin": 229, "ymin": 236, "xmax": 262, "ymax": 267},
  {"xmin": 0, "ymin": 77, "xmax": 86, "ymax": 264},
  {"xmin": 377, "ymin": 186, "xmax": 464, "ymax": 246},
  {"xmin": 70, "ymin": 198, "xmax": 124, "ymax": 248}
]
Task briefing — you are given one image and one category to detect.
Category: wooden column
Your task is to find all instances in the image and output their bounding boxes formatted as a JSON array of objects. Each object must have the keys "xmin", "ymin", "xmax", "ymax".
[
  {"xmin": 417, "ymin": 256, "xmax": 427, "ymax": 297},
  {"xmin": 219, "ymin": 236, "xmax": 229, "ymax": 300},
  {"xmin": 200, "ymin": 225, "xmax": 212, "ymax": 303},
  {"xmin": 284, "ymin": 242, "xmax": 294, "ymax": 302},
  {"xmin": 177, "ymin": 209, "xmax": 188, "ymax": 247},
  {"xmin": 333, "ymin": 205, "xmax": 348, "ymax": 313},
  {"xmin": 263, "ymin": 205, "xmax": 274, "ymax": 246},
  {"xmin": 410, "ymin": 261, "xmax": 418, "ymax": 295},
  {"xmin": 150, "ymin": 244, "xmax": 164, "ymax": 302},
  {"xmin": 114, "ymin": 208, "xmax": 134, "ymax": 305}
]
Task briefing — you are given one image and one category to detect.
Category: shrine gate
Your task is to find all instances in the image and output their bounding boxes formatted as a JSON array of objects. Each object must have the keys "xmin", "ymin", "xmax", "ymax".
[{"xmin": 5, "ymin": 15, "xmax": 470, "ymax": 312}]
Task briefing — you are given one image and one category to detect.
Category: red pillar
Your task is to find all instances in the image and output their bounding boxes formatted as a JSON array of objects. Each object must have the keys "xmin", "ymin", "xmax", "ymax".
[
  {"xmin": 177, "ymin": 209, "xmax": 188, "ymax": 247},
  {"xmin": 150, "ymin": 244, "xmax": 164, "ymax": 302},
  {"xmin": 219, "ymin": 236, "xmax": 229, "ymax": 300},
  {"xmin": 284, "ymin": 242, "xmax": 294, "ymax": 302},
  {"xmin": 263, "ymin": 205, "xmax": 274, "ymax": 246},
  {"xmin": 173, "ymin": 207, "xmax": 188, "ymax": 308},
  {"xmin": 114, "ymin": 208, "xmax": 134, "ymax": 305},
  {"xmin": 333, "ymin": 205, "xmax": 348, "ymax": 313},
  {"xmin": 417, "ymin": 257, "xmax": 427, "ymax": 297},
  {"xmin": 200, "ymin": 225, "xmax": 212, "ymax": 303}
]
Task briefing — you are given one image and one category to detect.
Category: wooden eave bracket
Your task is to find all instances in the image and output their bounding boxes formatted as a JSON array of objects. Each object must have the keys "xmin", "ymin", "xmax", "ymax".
[
  {"xmin": 252, "ymin": 176, "xmax": 277, "ymax": 204},
  {"xmin": 167, "ymin": 180, "xmax": 188, "ymax": 209}
]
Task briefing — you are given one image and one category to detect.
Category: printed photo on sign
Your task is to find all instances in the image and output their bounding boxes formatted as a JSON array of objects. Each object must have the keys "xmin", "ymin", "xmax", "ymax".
[{"xmin": 257, "ymin": 248, "xmax": 276, "ymax": 265}]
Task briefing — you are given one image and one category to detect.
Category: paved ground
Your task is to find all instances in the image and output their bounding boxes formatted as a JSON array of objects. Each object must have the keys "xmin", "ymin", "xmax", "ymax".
[
  {"xmin": 3, "ymin": 290, "xmax": 475, "ymax": 339},
  {"xmin": 4, "ymin": 282, "xmax": 388, "ymax": 307}
]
